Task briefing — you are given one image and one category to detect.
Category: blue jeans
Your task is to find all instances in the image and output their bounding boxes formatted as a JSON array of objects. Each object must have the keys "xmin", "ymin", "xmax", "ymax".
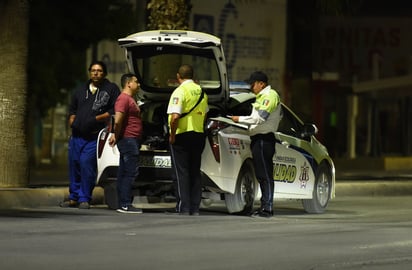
[
  {"xmin": 116, "ymin": 137, "xmax": 140, "ymax": 208},
  {"xmin": 68, "ymin": 136, "xmax": 97, "ymax": 203}
]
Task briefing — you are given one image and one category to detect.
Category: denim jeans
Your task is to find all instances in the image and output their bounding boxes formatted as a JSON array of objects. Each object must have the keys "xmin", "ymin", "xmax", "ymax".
[{"xmin": 116, "ymin": 137, "xmax": 140, "ymax": 208}]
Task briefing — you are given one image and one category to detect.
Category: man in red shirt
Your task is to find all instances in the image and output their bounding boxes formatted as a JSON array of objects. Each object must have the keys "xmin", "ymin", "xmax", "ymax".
[{"xmin": 109, "ymin": 74, "xmax": 143, "ymax": 214}]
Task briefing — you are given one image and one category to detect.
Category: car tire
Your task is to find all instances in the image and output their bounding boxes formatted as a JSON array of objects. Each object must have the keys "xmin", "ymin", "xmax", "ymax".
[
  {"xmin": 225, "ymin": 161, "xmax": 257, "ymax": 215},
  {"xmin": 302, "ymin": 162, "xmax": 332, "ymax": 214}
]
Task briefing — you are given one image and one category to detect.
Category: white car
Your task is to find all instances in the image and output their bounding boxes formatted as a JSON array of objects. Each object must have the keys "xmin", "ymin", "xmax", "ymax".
[{"xmin": 96, "ymin": 30, "xmax": 335, "ymax": 214}]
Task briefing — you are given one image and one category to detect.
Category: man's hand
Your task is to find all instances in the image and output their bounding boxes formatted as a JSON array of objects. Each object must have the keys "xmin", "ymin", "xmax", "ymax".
[
  {"xmin": 108, "ymin": 134, "xmax": 116, "ymax": 147},
  {"xmin": 230, "ymin": 116, "xmax": 239, "ymax": 122}
]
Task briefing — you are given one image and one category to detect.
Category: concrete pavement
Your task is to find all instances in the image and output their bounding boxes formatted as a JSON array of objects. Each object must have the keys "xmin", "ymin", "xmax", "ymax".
[{"xmin": 1, "ymin": 168, "xmax": 412, "ymax": 210}]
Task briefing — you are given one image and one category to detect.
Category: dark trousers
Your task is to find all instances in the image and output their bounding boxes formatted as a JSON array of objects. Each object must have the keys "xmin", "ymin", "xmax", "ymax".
[
  {"xmin": 250, "ymin": 133, "xmax": 276, "ymax": 211},
  {"xmin": 116, "ymin": 137, "xmax": 140, "ymax": 208},
  {"xmin": 170, "ymin": 131, "xmax": 206, "ymax": 213}
]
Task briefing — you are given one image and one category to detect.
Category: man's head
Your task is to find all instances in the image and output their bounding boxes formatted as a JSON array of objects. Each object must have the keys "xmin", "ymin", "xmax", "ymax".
[
  {"xmin": 177, "ymin": 64, "xmax": 194, "ymax": 81},
  {"xmin": 245, "ymin": 71, "xmax": 268, "ymax": 94},
  {"xmin": 88, "ymin": 61, "xmax": 107, "ymax": 85},
  {"xmin": 120, "ymin": 73, "xmax": 140, "ymax": 95},
  {"xmin": 245, "ymin": 71, "xmax": 268, "ymax": 85}
]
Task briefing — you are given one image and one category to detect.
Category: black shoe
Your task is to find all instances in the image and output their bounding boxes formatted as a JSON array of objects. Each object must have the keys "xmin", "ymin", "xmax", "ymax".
[
  {"xmin": 165, "ymin": 209, "xmax": 191, "ymax": 215},
  {"xmin": 164, "ymin": 209, "xmax": 180, "ymax": 215},
  {"xmin": 259, "ymin": 210, "xmax": 273, "ymax": 218},
  {"xmin": 116, "ymin": 205, "xmax": 143, "ymax": 214},
  {"xmin": 252, "ymin": 209, "xmax": 273, "ymax": 218}
]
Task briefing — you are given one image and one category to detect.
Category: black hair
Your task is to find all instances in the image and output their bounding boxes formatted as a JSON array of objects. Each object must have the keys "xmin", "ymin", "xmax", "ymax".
[
  {"xmin": 120, "ymin": 73, "xmax": 137, "ymax": 88},
  {"xmin": 88, "ymin": 60, "xmax": 107, "ymax": 75}
]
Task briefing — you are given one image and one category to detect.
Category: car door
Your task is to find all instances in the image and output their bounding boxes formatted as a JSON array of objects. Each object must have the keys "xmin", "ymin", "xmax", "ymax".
[{"xmin": 273, "ymin": 105, "xmax": 316, "ymax": 199}]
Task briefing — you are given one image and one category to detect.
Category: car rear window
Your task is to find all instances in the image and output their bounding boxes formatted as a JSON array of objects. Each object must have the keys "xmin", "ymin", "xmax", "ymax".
[{"xmin": 129, "ymin": 45, "xmax": 221, "ymax": 94}]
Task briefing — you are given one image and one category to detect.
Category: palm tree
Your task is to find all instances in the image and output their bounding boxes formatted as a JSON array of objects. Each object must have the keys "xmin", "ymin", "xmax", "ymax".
[
  {"xmin": 0, "ymin": 0, "xmax": 29, "ymax": 187},
  {"xmin": 147, "ymin": 0, "xmax": 191, "ymax": 30}
]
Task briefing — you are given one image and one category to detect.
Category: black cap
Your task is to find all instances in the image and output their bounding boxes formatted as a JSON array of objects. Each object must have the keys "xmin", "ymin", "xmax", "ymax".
[{"xmin": 245, "ymin": 71, "xmax": 268, "ymax": 84}]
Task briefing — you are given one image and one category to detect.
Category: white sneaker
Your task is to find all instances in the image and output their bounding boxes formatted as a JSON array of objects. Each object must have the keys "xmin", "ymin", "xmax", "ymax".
[{"xmin": 116, "ymin": 206, "xmax": 143, "ymax": 214}]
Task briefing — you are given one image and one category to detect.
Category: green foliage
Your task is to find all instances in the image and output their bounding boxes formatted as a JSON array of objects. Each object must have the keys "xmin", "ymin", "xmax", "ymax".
[
  {"xmin": 28, "ymin": 0, "xmax": 138, "ymax": 116},
  {"xmin": 147, "ymin": 0, "xmax": 191, "ymax": 30}
]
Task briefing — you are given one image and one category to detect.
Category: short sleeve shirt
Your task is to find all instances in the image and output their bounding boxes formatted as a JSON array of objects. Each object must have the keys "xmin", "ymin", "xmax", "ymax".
[
  {"xmin": 167, "ymin": 80, "xmax": 208, "ymax": 134},
  {"xmin": 115, "ymin": 92, "xmax": 143, "ymax": 138}
]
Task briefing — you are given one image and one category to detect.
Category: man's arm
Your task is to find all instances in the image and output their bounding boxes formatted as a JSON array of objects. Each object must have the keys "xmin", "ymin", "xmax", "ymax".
[
  {"xmin": 109, "ymin": 111, "xmax": 125, "ymax": 146},
  {"xmin": 96, "ymin": 112, "xmax": 111, "ymax": 122},
  {"xmin": 68, "ymin": 114, "xmax": 76, "ymax": 127},
  {"xmin": 99, "ymin": 84, "xmax": 121, "ymax": 123},
  {"xmin": 168, "ymin": 113, "xmax": 180, "ymax": 144}
]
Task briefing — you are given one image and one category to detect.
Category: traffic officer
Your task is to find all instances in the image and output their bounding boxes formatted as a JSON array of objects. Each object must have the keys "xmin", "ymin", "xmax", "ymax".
[
  {"xmin": 230, "ymin": 71, "xmax": 282, "ymax": 217},
  {"xmin": 167, "ymin": 64, "xmax": 209, "ymax": 215}
]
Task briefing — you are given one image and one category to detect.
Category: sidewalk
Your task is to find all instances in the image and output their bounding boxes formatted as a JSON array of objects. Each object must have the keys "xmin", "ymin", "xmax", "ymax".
[
  {"xmin": 1, "ymin": 168, "xmax": 412, "ymax": 210},
  {"xmin": 335, "ymin": 168, "xmax": 412, "ymax": 196}
]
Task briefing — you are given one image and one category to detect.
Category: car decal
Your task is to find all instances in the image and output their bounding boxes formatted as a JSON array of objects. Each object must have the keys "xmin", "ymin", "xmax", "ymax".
[
  {"xmin": 299, "ymin": 162, "xmax": 310, "ymax": 188},
  {"xmin": 227, "ymin": 137, "xmax": 246, "ymax": 155},
  {"xmin": 286, "ymin": 144, "xmax": 318, "ymax": 172},
  {"xmin": 273, "ymin": 147, "xmax": 316, "ymax": 189},
  {"xmin": 273, "ymin": 155, "xmax": 297, "ymax": 183},
  {"xmin": 273, "ymin": 163, "xmax": 297, "ymax": 183},
  {"xmin": 139, "ymin": 155, "xmax": 171, "ymax": 168}
]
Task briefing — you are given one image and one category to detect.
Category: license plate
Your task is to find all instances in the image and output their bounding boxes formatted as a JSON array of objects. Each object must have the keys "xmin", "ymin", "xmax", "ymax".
[{"xmin": 139, "ymin": 155, "xmax": 171, "ymax": 168}]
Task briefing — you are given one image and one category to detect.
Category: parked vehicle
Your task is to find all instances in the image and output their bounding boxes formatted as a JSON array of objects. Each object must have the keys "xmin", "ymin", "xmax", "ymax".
[{"xmin": 96, "ymin": 30, "xmax": 335, "ymax": 214}]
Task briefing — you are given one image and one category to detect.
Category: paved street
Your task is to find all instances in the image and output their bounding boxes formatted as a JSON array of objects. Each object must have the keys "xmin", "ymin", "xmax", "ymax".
[{"xmin": 1, "ymin": 196, "xmax": 411, "ymax": 270}]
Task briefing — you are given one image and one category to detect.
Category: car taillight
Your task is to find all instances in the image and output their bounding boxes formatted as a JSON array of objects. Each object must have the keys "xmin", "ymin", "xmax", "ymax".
[
  {"xmin": 206, "ymin": 120, "xmax": 229, "ymax": 163},
  {"xmin": 98, "ymin": 129, "xmax": 109, "ymax": 158},
  {"xmin": 98, "ymin": 116, "xmax": 114, "ymax": 158}
]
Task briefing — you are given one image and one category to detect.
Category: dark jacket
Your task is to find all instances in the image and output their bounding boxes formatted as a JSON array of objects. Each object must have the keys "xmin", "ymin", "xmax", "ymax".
[{"xmin": 69, "ymin": 78, "xmax": 120, "ymax": 140}]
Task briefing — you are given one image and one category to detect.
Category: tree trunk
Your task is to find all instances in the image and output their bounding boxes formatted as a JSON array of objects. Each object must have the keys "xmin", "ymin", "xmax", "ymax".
[{"xmin": 0, "ymin": 0, "xmax": 29, "ymax": 187}]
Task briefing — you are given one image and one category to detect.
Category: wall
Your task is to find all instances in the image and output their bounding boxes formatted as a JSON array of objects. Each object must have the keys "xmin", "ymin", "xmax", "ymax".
[
  {"xmin": 86, "ymin": 0, "xmax": 288, "ymax": 95},
  {"xmin": 191, "ymin": 0, "xmax": 287, "ymax": 95},
  {"xmin": 316, "ymin": 17, "xmax": 412, "ymax": 84}
]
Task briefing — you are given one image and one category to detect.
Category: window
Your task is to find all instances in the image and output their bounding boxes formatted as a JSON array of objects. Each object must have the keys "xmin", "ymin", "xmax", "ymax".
[
  {"xmin": 278, "ymin": 105, "xmax": 304, "ymax": 139},
  {"xmin": 130, "ymin": 45, "xmax": 221, "ymax": 94}
]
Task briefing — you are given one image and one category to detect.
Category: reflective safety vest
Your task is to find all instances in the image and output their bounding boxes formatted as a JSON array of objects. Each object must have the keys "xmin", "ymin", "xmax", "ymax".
[{"xmin": 167, "ymin": 81, "xmax": 209, "ymax": 134}]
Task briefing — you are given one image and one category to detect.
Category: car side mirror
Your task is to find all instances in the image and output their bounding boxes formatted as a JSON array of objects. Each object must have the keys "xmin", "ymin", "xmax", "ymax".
[{"xmin": 300, "ymin": 123, "xmax": 318, "ymax": 138}]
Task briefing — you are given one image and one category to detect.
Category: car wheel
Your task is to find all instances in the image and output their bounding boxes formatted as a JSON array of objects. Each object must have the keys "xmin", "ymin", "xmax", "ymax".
[
  {"xmin": 103, "ymin": 182, "xmax": 118, "ymax": 210},
  {"xmin": 302, "ymin": 162, "xmax": 332, "ymax": 214},
  {"xmin": 225, "ymin": 161, "xmax": 257, "ymax": 215}
]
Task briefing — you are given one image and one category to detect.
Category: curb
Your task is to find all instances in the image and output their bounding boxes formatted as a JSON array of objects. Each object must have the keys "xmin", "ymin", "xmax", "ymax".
[
  {"xmin": 335, "ymin": 180, "xmax": 412, "ymax": 196},
  {"xmin": 0, "ymin": 187, "xmax": 104, "ymax": 209},
  {"xmin": 1, "ymin": 181, "xmax": 412, "ymax": 210}
]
